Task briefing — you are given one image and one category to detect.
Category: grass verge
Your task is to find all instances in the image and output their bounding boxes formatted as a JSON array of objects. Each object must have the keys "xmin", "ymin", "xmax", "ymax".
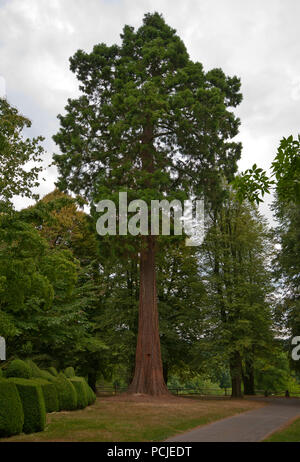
[
  {"xmin": 264, "ymin": 417, "xmax": 300, "ymax": 442},
  {"xmin": 0, "ymin": 394, "xmax": 264, "ymax": 442}
]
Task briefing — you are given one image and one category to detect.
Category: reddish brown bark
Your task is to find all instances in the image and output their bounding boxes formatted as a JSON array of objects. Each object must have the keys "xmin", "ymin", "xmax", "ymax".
[
  {"xmin": 128, "ymin": 234, "xmax": 169, "ymax": 395},
  {"xmin": 128, "ymin": 120, "xmax": 169, "ymax": 396}
]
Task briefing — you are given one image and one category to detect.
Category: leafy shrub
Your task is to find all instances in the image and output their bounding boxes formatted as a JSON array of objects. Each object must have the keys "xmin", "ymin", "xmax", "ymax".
[
  {"xmin": 24, "ymin": 360, "xmax": 57, "ymax": 383},
  {"xmin": 64, "ymin": 367, "xmax": 75, "ymax": 378},
  {"xmin": 53, "ymin": 373, "xmax": 77, "ymax": 411},
  {"xmin": 70, "ymin": 377, "xmax": 88, "ymax": 409},
  {"xmin": 0, "ymin": 369, "xmax": 3, "ymax": 377},
  {"xmin": 0, "ymin": 379, "xmax": 24, "ymax": 437},
  {"xmin": 39, "ymin": 369, "xmax": 57, "ymax": 381},
  {"xmin": 34, "ymin": 378, "xmax": 59, "ymax": 413},
  {"xmin": 25, "ymin": 359, "xmax": 42, "ymax": 378},
  {"xmin": 88, "ymin": 387, "xmax": 96, "ymax": 405},
  {"xmin": 7, "ymin": 378, "xmax": 46, "ymax": 433},
  {"xmin": 6, "ymin": 359, "xmax": 31, "ymax": 379},
  {"xmin": 47, "ymin": 366, "xmax": 58, "ymax": 377},
  {"xmin": 83, "ymin": 380, "xmax": 96, "ymax": 405}
]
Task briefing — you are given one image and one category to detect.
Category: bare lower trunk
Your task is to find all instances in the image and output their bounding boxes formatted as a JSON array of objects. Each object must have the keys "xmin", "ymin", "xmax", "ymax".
[
  {"xmin": 243, "ymin": 358, "xmax": 255, "ymax": 395},
  {"xmin": 128, "ymin": 235, "xmax": 169, "ymax": 395},
  {"xmin": 230, "ymin": 351, "xmax": 243, "ymax": 398}
]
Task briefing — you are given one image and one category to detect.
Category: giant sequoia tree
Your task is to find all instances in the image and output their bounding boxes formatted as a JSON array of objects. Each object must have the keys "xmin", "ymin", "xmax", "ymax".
[{"xmin": 53, "ymin": 13, "xmax": 242, "ymax": 395}]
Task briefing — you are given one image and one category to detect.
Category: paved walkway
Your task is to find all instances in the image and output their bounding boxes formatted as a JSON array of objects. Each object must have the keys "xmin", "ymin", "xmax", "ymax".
[{"xmin": 166, "ymin": 398, "xmax": 300, "ymax": 442}]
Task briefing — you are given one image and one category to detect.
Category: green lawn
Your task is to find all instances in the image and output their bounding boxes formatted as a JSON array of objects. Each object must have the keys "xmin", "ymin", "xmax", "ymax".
[
  {"xmin": 264, "ymin": 417, "xmax": 300, "ymax": 442},
  {"xmin": 0, "ymin": 395, "xmax": 264, "ymax": 442}
]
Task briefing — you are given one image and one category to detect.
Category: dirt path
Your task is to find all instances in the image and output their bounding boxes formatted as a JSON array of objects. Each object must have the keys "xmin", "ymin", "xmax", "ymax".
[{"xmin": 166, "ymin": 398, "xmax": 300, "ymax": 442}]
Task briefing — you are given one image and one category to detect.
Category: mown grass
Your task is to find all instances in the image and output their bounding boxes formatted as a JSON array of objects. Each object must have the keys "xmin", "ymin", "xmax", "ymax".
[
  {"xmin": 264, "ymin": 417, "xmax": 300, "ymax": 442},
  {"xmin": 0, "ymin": 394, "xmax": 264, "ymax": 442}
]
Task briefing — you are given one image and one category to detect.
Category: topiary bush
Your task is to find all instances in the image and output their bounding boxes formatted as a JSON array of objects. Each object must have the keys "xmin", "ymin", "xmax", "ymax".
[
  {"xmin": 25, "ymin": 359, "xmax": 42, "ymax": 378},
  {"xmin": 82, "ymin": 379, "xmax": 96, "ymax": 405},
  {"xmin": 47, "ymin": 366, "xmax": 58, "ymax": 377},
  {"xmin": 39, "ymin": 369, "xmax": 57, "ymax": 381},
  {"xmin": 53, "ymin": 373, "xmax": 77, "ymax": 411},
  {"xmin": 34, "ymin": 378, "xmax": 59, "ymax": 413},
  {"xmin": 87, "ymin": 386, "xmax": 96, "ymax": 405},
  {"xmin": 64, "ymin": 367, "xmax": 75, "ymax": 378},
  {"xmin": 70, "ymin": 377, "xmax": 88, "ymax": 409},
  {"xmin": 0, "ymin": 379, "xmax": 24, "ymax": 437},
  {"xmin": 6, "ymin": 359, "xmax": 31, "ymax": 379},
  {"xmin": 8, "ymin": 378, "xmax": 46, "ymax": 434}
]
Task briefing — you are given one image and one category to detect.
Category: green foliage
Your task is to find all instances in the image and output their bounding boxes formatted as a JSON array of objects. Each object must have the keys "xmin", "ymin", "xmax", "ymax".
[
  {"xmin": 0, "ymin": 98, "xmax": 44, "ymax": 212},
  {"xmin": 231, "ymin": 166, "xmax": 274, "ymax": 204},
  {"xmin": 52, "ymin": 12, "xmax": 243, "ymax": 391},
  {"xmin": 0, "ymin": 210, "xmax": 83, "ymax": 361},
  {"xmin": 39, "ymin": 369, "xmax": 57, "ymax": 381},
  {"xmin": 64, "ymin": 366, "xmax": 75, "ymax": 378},
  {"xmin": 6, "ymin": 192, "xmax": 106, "ymax": 373},
  {"xmin": 255, "ymin": 352, "xmax": 290, "ymax": 392},
  {"xmin": 70, "ymin": 377, "xmax": 89, "ymax": 409},
  {"xmin": 272, "ymin": 135, "xmax": 300, "ymax": 203},
  {"xmin": 0, "ymin": 379, "xmax": 24, "ymax": 437},
  {"xmin": 6, "ymin": 359, "xmax": 31, "ymax": 379},
  {"xmin": 232, "ymin": 134, "xmax": 300, "ymax": 205},
  {"xmin": 53, "ymin": 373, "xmax": 77, "ymax": 411},
  {"xmin": 7, "ymin": 378, "xmax": 46, "ymax": 433},
  {"xmin": 198, "ymin": 193, "xmax": 275, "ymax": 394},
  {"xmin": 47, "ymin": 367, "xmax": 58, "ymax": 377},
  {"xmin": 34, "ymin": 378, "xmax": 59, "ymax": 413},
  {"xmin": 273, "ymin": 199, "xmax": 300, "ymax": 373},
  {"xmin": 85, "ymin": 382, "xmax": 96, "ymax": 405},
  {"xmin": 25, "ymin": 359, "xmax": 43, "ymax": 378},
  {"xmin": 0, "ymin": 216, "xmax": 53, "ymax": 313},
  {"xmin": 54, "ymin": 13, "xmax": 242, "ymax": 212},
  {"xmin": 0, "ymin": 309, "xmax": 17, "ymax": 339}
]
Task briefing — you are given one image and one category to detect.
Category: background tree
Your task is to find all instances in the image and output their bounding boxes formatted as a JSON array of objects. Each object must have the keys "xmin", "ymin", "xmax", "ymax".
[
  {"xmin": 200, "ymin": 194, "xmax": 274, "ymax": 397},
  {"xmin": 0, "ymin": 98, "xmax": 44, "ymax": 212},
  {"xmin": 22, "ymin": 190, "xmax": 108, "ymax": 388},
  {"xmin": 232, "ymin": 134, "xmax": 300, "ymax": 205},
  {"xmin": 53, "ymin": 12, "xmax": 242, "ymax": 395}
]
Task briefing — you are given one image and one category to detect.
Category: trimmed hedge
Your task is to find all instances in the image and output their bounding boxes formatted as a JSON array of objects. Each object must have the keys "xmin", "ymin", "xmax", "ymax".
[
  {"xmin": 0, "ymin": 379, "xmax": 24, "ymax": 437},
  {"xmin": 34, "ymin": 378, "xmax": 59, "ymax": 413},
  {"xmin": 25, "ymin": 359, "xmax": 42, "ymax": 378},
  {"xmin": 6, "ymin": 359, "xmax": 31, "ymax": 379},
  {"xmin": 24, "ymin": 360, "xmax": 58, "ymax": 383},
  {"xmin": 53, "ymin": 373, "xmax": 77, "ymax": 411},
  {"xmin": 48, "ymin": 366, "xmax": 58, "ymax": 377},
  {"xmin": 70, "ymin": 377, "xmax": 88, "ymax": 409},
  {"xmin": 64, "ymin": 367, "xmax": 76, "ymax": 378},
  {"xmin": 39, "ymin": 369, "xmax": 57, "ymax": 381},
  {"xmin": 8, "ymin": 378, "xmax": 46, "ymax": 434},
  {"xmin": 83, "ymin": 380, "xmax": 96, "ymax": 405}
]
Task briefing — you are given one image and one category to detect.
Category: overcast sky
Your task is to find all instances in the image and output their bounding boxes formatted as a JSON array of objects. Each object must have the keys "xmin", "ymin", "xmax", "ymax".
[{"xmin": 1, "ymin": 0, "xmax": 299, "ymax": 222}]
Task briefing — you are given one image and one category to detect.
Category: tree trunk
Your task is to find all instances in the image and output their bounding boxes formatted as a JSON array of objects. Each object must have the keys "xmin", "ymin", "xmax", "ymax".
[
  {"xmin": 230, "ymin": 352, "xmax": 243, "ymax": 398},
  {"xmin": 163, "ymin": 362, "xmax": 169, "ymax": 385},
  {"xmin": 243, "ymin": 358, "xmax": 255, "ymax": 395},
  {"xmin": 128, "ymin": 235, "xmax": 169, "ymax": 395}
]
